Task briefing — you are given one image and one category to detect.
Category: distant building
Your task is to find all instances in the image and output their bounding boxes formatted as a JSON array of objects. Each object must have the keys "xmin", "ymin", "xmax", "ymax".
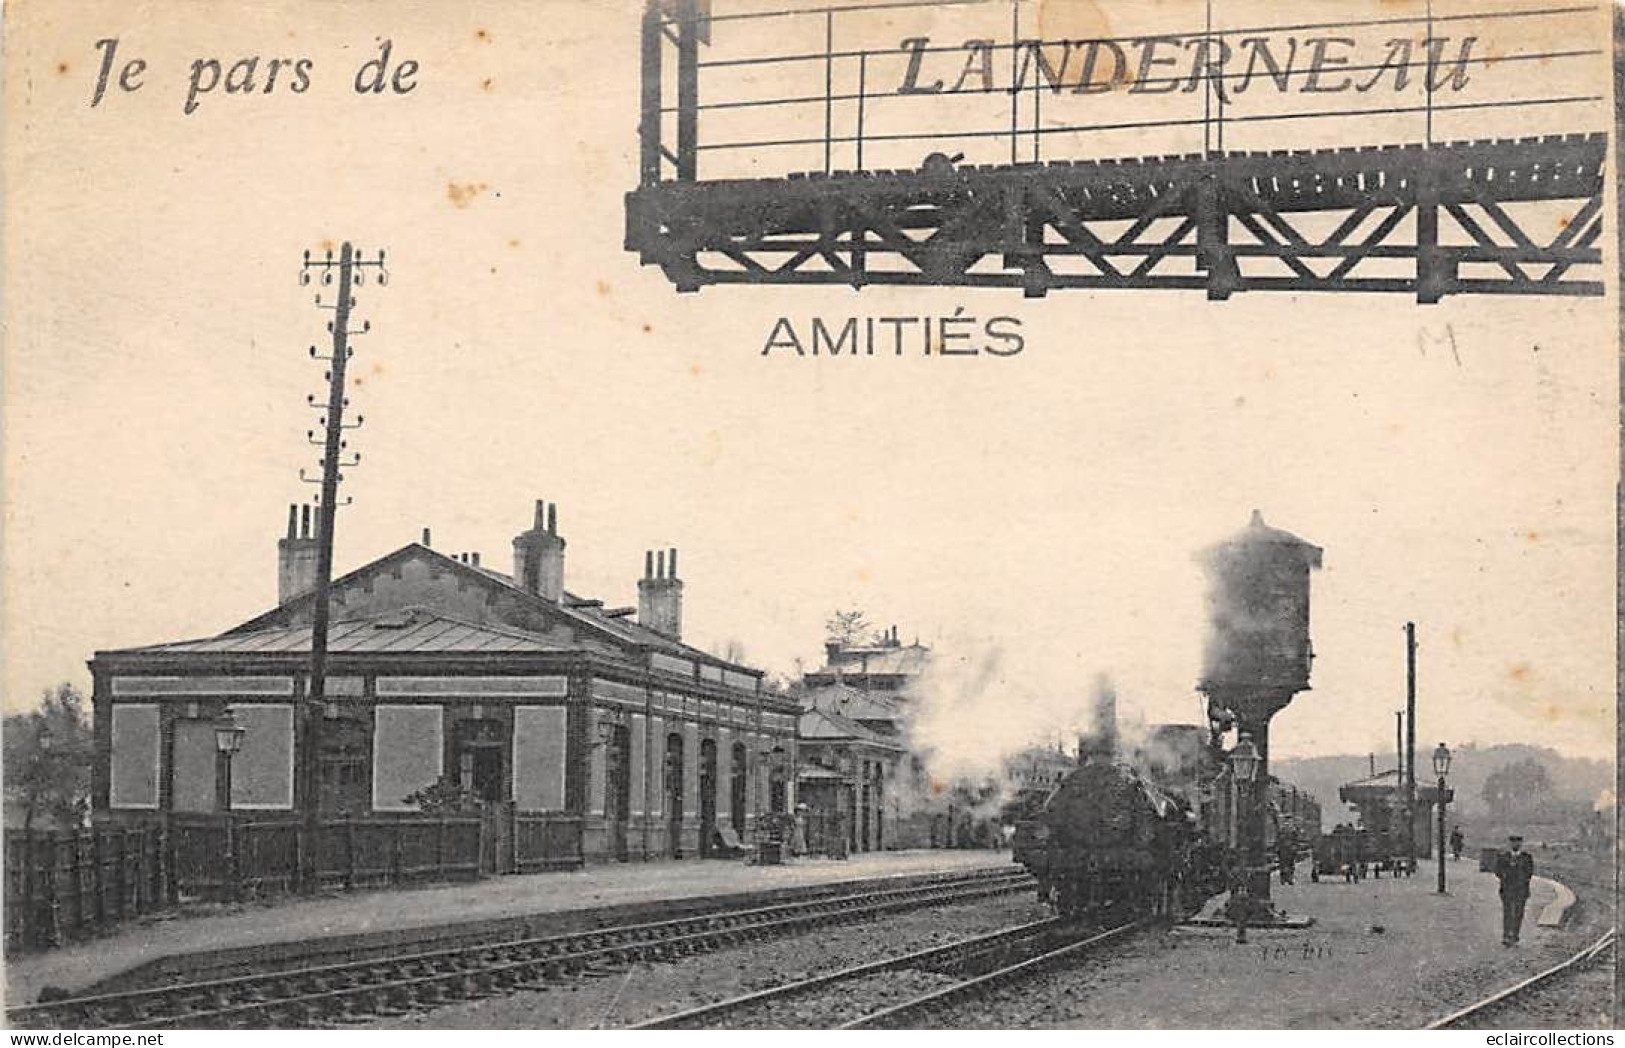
[
  {"xmin": 795, "ymin": 702, "xmax": 905, "ymax": 855},
  {"xmin": 90, "ymin": 501, "xmax": 799, "ymax": 869},
  {"xmin": 1339, "ymin": 768, "xmax": 1451, "ymax": 858},
  {"xmin": 803, "ymin": 627, "xmax": 930, "ymax": 700},
  {"xmin": 1000, "ymin": 743, "xmax": 1077, "ymax": 823},
  {"xmin": 795, "ymin": 628, "xmax": 948, "ymax": 851}
]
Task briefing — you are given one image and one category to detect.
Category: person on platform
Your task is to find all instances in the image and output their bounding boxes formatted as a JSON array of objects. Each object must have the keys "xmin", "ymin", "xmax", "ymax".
[
  {"xmin": 1449, "ymin": 826, "xmax": 1465, "ymax": 861},
  {"xmin": 1494, "ymin": 834, "xmax": 1535, "ymax": 946},
  {"xmin": 1276, "ymin": 836, "xmax": 1297, "ymax": 885},
  {"xmin": 790, "ymin": 804, "xmax": 809, "ymax": 858}
]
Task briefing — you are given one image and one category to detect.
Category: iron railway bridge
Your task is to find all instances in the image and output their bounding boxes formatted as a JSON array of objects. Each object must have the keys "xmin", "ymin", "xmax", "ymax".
[{"xmin": 624, "ymin": 0, "xmax": 1609, "ymax": 301}]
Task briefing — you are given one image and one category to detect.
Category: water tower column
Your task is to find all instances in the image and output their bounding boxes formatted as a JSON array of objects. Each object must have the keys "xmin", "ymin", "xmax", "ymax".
[{"xmin": 1197, "ymin": 511, "xmax": 1323, "ymax": 920}]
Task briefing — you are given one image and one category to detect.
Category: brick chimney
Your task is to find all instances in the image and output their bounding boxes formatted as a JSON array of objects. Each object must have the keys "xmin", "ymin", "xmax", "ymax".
[
  {"xmin": 513, "ymin": 500, "xmax": 565, "ymax": 601},
  {"xmin": 637, "ymin": 547, "xmax": 683, "ymax": 639},
  {"xmin": 277, "ymin": 503, "xmax": 319, "ymax": 604}
]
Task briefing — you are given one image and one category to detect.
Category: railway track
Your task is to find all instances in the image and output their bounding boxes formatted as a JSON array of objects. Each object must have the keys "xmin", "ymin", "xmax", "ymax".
[
  {"xmin": 637, "ymin": 915, "xmax": 1144, "ymax": 1029},
  {"xmin": 7, "ymin": 867, "xmax": 1031, "ymax": 1030},
  {"xmin": 1425, "ymin": 928, "xmax": 1616, "ymax": 1030}
]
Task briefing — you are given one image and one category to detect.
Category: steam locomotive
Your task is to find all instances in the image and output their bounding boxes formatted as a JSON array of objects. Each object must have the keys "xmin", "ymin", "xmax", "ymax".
[
  {"xmin": 1013, "ymin": 729, "xmax": 1221, "ymax": 920},
  {"xmin": 1013, "ymin": 726, "xmax": 1320, "ymax": 921},
  {"xmin": 1016, "ymin": 512, "xmax": 1327, "ymax": 921}
]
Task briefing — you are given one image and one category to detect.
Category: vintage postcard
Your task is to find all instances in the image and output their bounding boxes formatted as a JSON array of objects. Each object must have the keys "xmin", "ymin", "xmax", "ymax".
[{"xmin": 1, "ymin": 0, "xmax": 1618, "ymax": 1032}]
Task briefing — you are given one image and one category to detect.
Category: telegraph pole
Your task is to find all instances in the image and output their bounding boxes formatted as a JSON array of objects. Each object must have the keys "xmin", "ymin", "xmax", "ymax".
[
  {"xmin": 1405, "ymin": 622, "xmax": 1418, "ymax": 873},
  {"xmin": 297, "ymin": 243, "xmax": 386, "ymax": 891},
  {"xmin": 1394, "ymin": 710, "xmax": 1404, "ymax": 855}
]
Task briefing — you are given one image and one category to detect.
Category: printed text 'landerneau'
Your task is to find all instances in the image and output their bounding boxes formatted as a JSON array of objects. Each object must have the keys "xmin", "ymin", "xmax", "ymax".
[
  {"xmin": 762, "ymin": 311, "xmax": 1024, "ymax": 357},
  {"xmin": 894, "ymin": 34, "xmax": 1477, "ymax": 97}
]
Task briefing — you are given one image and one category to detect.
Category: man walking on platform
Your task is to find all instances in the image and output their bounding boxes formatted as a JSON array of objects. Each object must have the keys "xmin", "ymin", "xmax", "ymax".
[{"xmin": 1494, "ymin": 834, "xmax": 1535, "ymax": 946}]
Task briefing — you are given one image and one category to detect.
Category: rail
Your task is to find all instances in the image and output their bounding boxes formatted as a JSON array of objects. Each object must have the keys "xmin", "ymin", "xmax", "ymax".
[
  {"xmin": 1424, "ymin": 927, "xmax": 1615, "ymax": 1029},
  {"xmin": 7, "ymin": 867, "xmax": 1032, "ymax": 1029},
  {"xmin": 634, "ymin": 914, "xmax": 1065, "ymax": 1027},
  {"xmin": 841, "ymin": 918, "xmax": 1146, "ymax": 1028}
]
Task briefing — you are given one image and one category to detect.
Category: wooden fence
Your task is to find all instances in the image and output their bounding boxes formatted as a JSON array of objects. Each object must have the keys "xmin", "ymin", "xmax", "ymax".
[
  {"xmin": 4, "ymin": 807, "xmax": 584, "ymax": 956},
  {"xmin": 4, "ymin": 826, "xmax": 166, "ymax": 956}
]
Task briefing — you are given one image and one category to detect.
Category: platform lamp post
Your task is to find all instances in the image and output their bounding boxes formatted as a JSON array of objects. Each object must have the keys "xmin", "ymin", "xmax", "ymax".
[
  {"xmin": 1433, "ymin": 742, "xmax": 1452, "ymax": 895},
  {"xmin": 215, "ymin": 713, "xmax": 247, "ymax": 902},
  {"xmin": 1229, "ymin": 733, "xmax": 1262, "ymax": 943}
]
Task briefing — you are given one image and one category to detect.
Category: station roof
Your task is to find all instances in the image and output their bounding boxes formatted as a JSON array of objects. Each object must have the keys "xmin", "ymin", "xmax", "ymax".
[
  {"xmin": 808, "ymin": 643, "xmax": 930, "ymax": 679},
  {"xmin": 802, "ymin": 682, "xmax": 904, "ymax": 724},
  {"xmin": 1339, "ymin": 768, "xmax": 1454, "ymax": 804},
  {"xmin": 101, "ymin": 608, "xmax": 574, "ymax": 657},
  {"xmin": 798, "ymin": 707, "xmax": 904, "ymax": 752},
  {"xmin": 224, "ymin": 543, "xmax": 761, "ymax": 679}
]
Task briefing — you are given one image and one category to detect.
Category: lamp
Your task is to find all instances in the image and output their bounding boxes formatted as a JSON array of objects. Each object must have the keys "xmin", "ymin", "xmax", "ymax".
[
  {"xmin": 1227, "ymin": 733, "xmax": 1263, "ymax": 942},
  {"xmin": 214, "ymin": 711, "xmax": 247, "ymax": 903},
  {"xmin": 1432, "ymin": 742, "xmax": 1451, "ymax": 778},
  {"xmin": 761, "ymin": 743, "xmax": 790, "ymax": 774},
  {"xmin": 1229, "ymin": 734, "xmax": 1261, "ymax": 783},
  {"xmin": 214, "ymin": 714, "xmax": 247, "ymax": 756}
]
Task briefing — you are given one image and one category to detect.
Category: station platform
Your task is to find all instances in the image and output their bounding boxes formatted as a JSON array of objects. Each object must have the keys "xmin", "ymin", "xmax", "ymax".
[
  {"xmin": 1066, "ymin": 863, "xmax": 1584, "ymax": 1028},
  {"xmin": 4, "ymin": 848, "xmax": 1008, "ymax": 1008}
]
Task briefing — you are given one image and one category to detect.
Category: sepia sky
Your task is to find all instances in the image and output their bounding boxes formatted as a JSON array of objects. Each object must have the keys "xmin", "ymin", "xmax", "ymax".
[{"xmin": 2, "ymin": 0, "xmax": 1616, "ymax": 764}]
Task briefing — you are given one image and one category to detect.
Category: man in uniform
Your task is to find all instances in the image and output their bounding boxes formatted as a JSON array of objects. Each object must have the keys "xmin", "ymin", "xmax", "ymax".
[{"xmin": 1494, "ymin": 834, "xmax": 1535, "ymax": 946}]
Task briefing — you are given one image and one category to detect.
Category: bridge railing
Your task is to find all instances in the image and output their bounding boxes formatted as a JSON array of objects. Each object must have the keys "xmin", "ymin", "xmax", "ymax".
[{"xmin": 638, "ymin": 0, "xmax": 1606, "ymax": 184}]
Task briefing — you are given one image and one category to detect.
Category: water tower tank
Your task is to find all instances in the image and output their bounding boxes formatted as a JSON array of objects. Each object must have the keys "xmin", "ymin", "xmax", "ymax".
[{"xmin": 1197, "ymin": 510, "xmax": 1323, "ymax": 696}]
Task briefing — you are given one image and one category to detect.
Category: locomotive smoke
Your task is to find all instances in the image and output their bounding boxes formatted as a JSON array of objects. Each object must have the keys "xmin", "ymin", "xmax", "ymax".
[
  {"xmin": 904, "ymin": 641, "xmax": 1090, "ymax": 790},
  {"xmin": 895, "ymin": 531, "xmax": 1237, "ymax": 799},
  {"xmin": 902, "ymin": 639, "xmax": 1202, "ymax": 804},
  {"xmin": 1199, "ymin": 557, "xmax": 1282, "ymax": 693},
  {"xmin": 1080, "ymin": 673, "xmax": 1118, "ymax": 761}
]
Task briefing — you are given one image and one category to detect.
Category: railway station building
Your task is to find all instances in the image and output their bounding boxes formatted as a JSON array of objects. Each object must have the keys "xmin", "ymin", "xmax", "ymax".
[
  {"xmin": 794, "ymin": 698, "xmax": 906, "ymax": 855},
  {"xmin": 89, "ymin": 501, "xmax": 801, "ymax": 875},
  {"xmin": 802, "ymin": 629, "xmax": 930, "ymax": 698},
  {"xmin": 795, "ymin": 631, "xmax": 972, "ymax": 852},
  {"xmin": 1338, "ymin": 769, "xmax": 1452, "ymax": 859}
]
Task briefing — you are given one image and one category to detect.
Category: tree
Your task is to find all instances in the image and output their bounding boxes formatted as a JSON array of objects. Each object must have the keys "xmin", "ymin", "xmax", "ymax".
[
  {"xmin": 762, "ymin": 673, "xmax": 806, "ymax": 703},
  {"xmin": 3, "ymin": 683, "xmax": 93, "ymax": 830},
  {"xmin": 825, "ymin": 609, "xmax": 874, "ymax": 649}
]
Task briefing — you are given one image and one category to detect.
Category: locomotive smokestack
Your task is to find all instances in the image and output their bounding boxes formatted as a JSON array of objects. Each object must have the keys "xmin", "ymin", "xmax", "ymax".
[
  {"xmin": 1094, "ymin": 674, "xmax": 1117, "ymax": 756},
  {"xmin": 1078, "ymin": 674, "xmax": 1118, "ymax": 764}
]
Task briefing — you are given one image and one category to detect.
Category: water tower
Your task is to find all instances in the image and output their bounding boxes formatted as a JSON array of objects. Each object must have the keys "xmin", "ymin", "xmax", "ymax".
[{"xmin": 1197, "ymin": 510, "xmax": 1322, "ymax": 913}]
